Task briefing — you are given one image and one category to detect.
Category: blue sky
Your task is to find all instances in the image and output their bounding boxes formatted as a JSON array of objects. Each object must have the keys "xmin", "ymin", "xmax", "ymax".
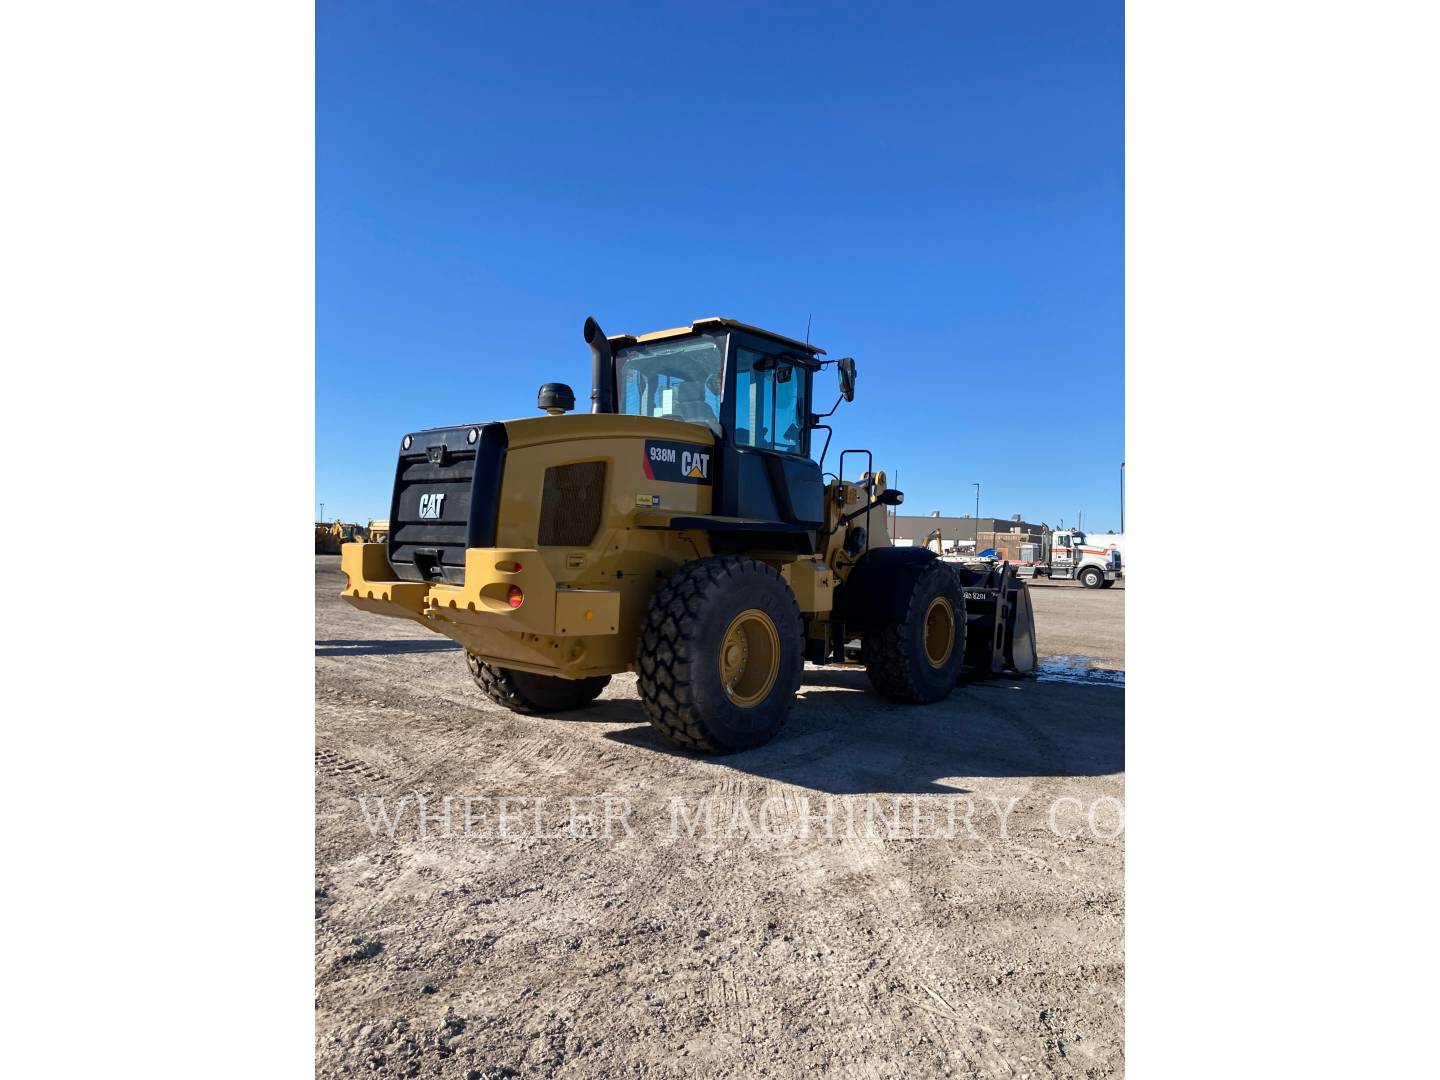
[{"xmin": 318, "ymin": 1, "xmax": 1123, "ymax": 531}]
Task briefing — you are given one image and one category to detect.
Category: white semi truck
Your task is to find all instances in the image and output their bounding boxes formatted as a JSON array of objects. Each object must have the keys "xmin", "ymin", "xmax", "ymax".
[{"xmin": 1019, "ymin": 529, "xmax": 1123, "ymax": 589}]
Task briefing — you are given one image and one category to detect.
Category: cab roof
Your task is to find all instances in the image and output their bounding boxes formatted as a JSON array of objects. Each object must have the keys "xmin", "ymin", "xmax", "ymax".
[{"xmin": 606, "ymin": 317, "xmax": 826, "ymax": 356}]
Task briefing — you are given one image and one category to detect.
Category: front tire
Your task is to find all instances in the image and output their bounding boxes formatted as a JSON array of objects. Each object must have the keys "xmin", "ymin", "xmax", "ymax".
[
  {"xmin": 467, "ymin": 654, "xmax": 610, "ymax": 714},
  {"xmin": 637, "ymin": 556, "xmax": 803, "ymax": 754},
  {"xmin": 1079, "ymin": 566, "xmax": 1104, "ymax": 589},
  {"xmin": 860, "ymin": 556, "xmax": 966, "ymax": 704}
]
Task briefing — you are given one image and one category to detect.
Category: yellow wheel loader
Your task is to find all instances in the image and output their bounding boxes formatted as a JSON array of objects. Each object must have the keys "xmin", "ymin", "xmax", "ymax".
[
  {"xmin": 316, "ymin": 520, "xmax": 367, "ymax": 554},
  {"xmin": 340, "ymin": 316, "xmax": 1035, "ymax": 753}
]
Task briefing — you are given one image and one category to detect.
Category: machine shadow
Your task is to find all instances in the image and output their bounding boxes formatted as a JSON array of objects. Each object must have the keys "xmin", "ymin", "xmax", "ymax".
[
  {"xmin": 548, "ymin": 699, "xmax": 650, "ymax": 724},
  {"xmin": 599, "ymin": 666, "xmax": 1124, "ymax": 794},
  {"xmin": 315, "ymin": 639, "xmax": 463, "ymax": 657}
]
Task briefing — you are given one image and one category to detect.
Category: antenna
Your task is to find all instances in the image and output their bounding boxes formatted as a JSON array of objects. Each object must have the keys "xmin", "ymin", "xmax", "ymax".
[{"xmin": 805, "ymin": 313, "xmax": 812, "ymax": 344}]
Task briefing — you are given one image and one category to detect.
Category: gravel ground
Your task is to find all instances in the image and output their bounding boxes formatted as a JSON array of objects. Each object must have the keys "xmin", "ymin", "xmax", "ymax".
[
  {"xmin": 1025, "ymin": 580, "xmax": 1125, "ymax": 672},
  {"xmin": 315, "ymin": 556, "xmax": 1124, "ymax": 1079}
]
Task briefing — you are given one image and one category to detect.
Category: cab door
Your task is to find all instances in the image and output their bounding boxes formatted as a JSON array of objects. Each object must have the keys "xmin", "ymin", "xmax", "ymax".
[
  {"xmin": 1052, "ymin": 532, "xmax": 1076, "ymax": 575},
  {"xmin": 713, "ymin": 334, "xmax": 824, "ymax": 533}
]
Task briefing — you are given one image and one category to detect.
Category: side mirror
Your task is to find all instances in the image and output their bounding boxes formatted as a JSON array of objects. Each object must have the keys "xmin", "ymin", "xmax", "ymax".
[{"xmin": 837, "ymin": 357, "xmax": 857, "ymax": 401}]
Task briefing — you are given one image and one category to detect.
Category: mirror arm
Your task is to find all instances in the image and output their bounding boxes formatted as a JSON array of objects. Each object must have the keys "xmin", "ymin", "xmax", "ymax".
[{"xmin": 810, "ymin": 394, "xmax": 844, "ymax": 422}]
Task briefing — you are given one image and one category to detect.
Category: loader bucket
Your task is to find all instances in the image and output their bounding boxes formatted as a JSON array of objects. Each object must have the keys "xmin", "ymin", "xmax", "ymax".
[{"xmin": 953, "ymin": 563, "xmax": 1038, "ymax": 677}]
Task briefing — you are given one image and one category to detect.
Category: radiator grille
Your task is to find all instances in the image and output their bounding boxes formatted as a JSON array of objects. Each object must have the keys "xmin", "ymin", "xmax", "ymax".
[{"xmin": 538, "ymin": 461, "xmax": 606, "ymax": 547}]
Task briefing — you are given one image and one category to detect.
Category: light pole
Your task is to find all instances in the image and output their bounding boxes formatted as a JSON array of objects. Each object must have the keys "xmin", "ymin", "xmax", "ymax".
[
  {"xmin": 320, "ymin": 502, "xmax": 325, "ymax": 522},
  {"xmin": 1120, "ymin": 461, "xmax": 1125, "ymax": 534},
  {"xmin": 972, "ymin": 482, "xmax": 980, "ymax": 548}
]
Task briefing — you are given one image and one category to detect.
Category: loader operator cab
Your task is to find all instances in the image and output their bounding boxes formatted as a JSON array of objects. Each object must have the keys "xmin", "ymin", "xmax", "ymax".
[
  {"xmin": 611, "ymin": 327, "xmax": 814, "ymax": 456},
  {"xmin": 599, "ymin": 318, "xmax": 836, "ymax": 547}
]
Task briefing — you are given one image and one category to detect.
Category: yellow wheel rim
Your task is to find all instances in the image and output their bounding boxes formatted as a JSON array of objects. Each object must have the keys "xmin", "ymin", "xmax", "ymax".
[
  {"xmin": 923, "ymin": 596, "xmax": 956, "ymax": 668},
  {"xmin": 719, "ymin": 608, "xmax": 781, "ymax": 708}
]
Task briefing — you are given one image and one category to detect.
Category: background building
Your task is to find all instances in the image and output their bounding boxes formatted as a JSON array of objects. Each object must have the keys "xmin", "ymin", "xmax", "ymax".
[{"xmin": 890, "ymin": 513, "xmax": 1046, "ymax": 559}]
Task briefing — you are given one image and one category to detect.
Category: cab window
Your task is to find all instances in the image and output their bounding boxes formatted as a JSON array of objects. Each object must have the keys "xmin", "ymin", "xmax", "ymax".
[
  {"xmin": 733, "ymin": 347, "xmax": 806, "ymax": 455},
  {"xmin": 615, "ymin": 336, "xmax": 724, "ymax": 433}
]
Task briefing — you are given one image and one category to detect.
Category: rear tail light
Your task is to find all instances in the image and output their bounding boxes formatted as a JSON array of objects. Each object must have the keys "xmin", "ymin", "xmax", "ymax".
[{"xmin": 507, "ymin": 586, "xmax": 524, "ymax": 609}]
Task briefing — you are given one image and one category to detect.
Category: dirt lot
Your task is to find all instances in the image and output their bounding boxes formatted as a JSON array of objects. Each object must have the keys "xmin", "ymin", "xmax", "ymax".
[{"xmin": 316, "ymin": 557, "xmax": 1124, "ymax": 1079}]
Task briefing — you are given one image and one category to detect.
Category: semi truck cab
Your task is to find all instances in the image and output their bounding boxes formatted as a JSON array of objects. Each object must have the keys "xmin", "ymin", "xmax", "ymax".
[{"xmin": 1032, "ymin": 529, "xmax": 1123, "ymax": 589}]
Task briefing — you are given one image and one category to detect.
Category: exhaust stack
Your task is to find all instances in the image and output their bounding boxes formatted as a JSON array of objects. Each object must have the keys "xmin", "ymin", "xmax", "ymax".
[{"xmin": 583, "ymin": 316, "xmax": 617, "ymax": 414}]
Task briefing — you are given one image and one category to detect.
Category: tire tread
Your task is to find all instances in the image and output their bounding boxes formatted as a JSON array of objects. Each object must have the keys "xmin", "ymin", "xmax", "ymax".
[
  {"xmin": 863, "ymin": 559, "xmax": 964, "ymax": 703},
  {"xmin": 468, "ymin": 655, "xmax": 610, "ymax": 714},
  {"xmin": 637, "ymin": 556, "xmax": 801, "ymax": 753}
]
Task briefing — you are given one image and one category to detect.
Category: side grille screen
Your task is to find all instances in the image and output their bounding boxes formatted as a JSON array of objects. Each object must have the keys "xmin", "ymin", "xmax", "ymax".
[{"xmin": 538, "ymin": 461, "xmax": 606, "ymax": 547}]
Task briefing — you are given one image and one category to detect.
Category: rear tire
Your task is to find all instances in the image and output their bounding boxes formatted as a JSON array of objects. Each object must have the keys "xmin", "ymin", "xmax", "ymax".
[
  {"xmin": 1079, "ymin": 566, "xmax": 1104, "ymax": 589},
  {"xmin": 467, "ymin": 654, "xmax": 610, "ymax": 714},
  {"xmin": 861, "ymin": 556, "xmax": 966, "ymax": 704},
  {"xmin": 637, "ymin": 556, "xmax": 803, "ymax": 754}
]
